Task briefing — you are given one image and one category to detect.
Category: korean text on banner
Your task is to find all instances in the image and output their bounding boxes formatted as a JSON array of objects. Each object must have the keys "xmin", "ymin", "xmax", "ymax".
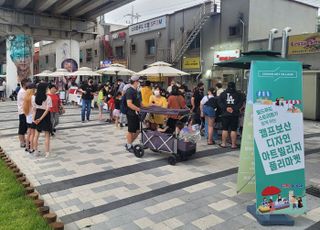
[{"xmin": 251, "ymin": 61, "xmax": 306, "ymax": 215}]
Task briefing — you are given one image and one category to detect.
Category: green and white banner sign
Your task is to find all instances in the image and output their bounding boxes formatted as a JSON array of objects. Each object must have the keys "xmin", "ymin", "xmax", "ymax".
[
  {"xmin": 237, "ymin": 70, "xmax": 255, "ymax": 194},
  {"xmin": 252, "ymin": 61, "xmax": 306, "ymax": 215}
]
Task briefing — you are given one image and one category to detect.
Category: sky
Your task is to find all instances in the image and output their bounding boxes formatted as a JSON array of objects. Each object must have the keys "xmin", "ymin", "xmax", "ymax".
[{"xmin": 105, "ymin": 0, "xmax": 320, "ymax": 26}]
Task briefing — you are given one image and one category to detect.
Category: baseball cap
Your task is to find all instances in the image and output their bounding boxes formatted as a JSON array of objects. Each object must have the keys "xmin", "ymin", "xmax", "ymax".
[
  {"xmin": 227, "ymin": 82, "xmax": 236, "ymax": 89},
  {"xmin": 130, "ymin": 75, "xmax": 141, "ymax": 82}
]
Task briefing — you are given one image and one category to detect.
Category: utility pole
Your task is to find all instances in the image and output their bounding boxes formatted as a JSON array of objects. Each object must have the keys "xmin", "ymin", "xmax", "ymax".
[{"xmin": 123, "ymin": 5, "xmax": 141, "ymax": 25}]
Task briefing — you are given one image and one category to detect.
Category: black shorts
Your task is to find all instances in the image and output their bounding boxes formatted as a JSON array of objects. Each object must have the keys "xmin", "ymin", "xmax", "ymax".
[
  {"xmin": 127, "ymin": 114, "xmax": 140, "ymax": 133},
  {"xmin": 18, "ymin": 114, "xmax": 28, "ymax": 135},
  {"xmin": 222, "ymin": 116, "xmax": 239, "ymax": 132}
]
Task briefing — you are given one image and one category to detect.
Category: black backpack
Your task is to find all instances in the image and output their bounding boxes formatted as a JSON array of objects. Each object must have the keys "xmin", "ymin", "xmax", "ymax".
[{"xmin": 120, "ymin": 94, "xmax": 127, "ymax": 114}]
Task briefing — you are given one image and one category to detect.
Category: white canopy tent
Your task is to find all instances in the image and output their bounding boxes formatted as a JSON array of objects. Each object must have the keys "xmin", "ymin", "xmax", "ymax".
[
  {"xmin": 96, "ymin": 63, "xmax": 136, "ymax": 76},
  {"xmin": 34, "ymin": 70, "xmax": 53, "ymax": 77}
]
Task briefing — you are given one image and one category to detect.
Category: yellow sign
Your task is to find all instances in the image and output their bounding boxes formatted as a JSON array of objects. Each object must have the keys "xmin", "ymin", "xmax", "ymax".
[
  {"xmin": 182, "ymin": 57, "xmax": 200, "ymax": 69},
  {"xmin": 288, "ymin": 33, "xmax": 320, "ymax": 55},
  {"xmin": 147, "ymin": 76, "xmax": 164, "ymax": 82}
]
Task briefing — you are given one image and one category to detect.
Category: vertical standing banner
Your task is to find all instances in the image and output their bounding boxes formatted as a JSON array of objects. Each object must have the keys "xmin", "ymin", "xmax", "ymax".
[
  {"xmin": 252, "ymin": 61, "xmax": 306, "ymax": 215},
  {"xmin": 237, "ymin": 71, "xmax": 255, "ymax": 194}
]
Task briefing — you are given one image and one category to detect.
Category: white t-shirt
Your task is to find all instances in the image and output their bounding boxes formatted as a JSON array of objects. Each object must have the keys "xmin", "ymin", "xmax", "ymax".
[
  {"xmin": 200, "ymin": 95, "xmax": 214, "ymax": 105},
  {"xmin": 216, "ymin": 88, "xmax": 224, "ymax": 97},
  {"xmin": 32, "ymin": 96, "xmax": 52, "ymax": 111},
  {"xmin": 26, "ymin": 95, "xmax": 35, "ymax": 124},
  {"xmin": 17, "ymin": 88, "xmax": 26, "ymax": 115}
]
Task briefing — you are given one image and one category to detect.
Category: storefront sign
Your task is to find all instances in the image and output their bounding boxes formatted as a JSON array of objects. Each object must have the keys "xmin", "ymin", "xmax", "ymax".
[
  {"xmin": 100, "ymin": 59, "xmax": 112, "ymax": 68},
  {"xmin": 214, "ymin": 49, "xmax": 240, "ymax": 63},
  {"xmin": 251, "ymin": 61, "xmax": 306, "ymax": 215},
  {"xmin": 99, "ymin": 59, "xmax": 127, "ymax": 68},
  {"xmin": 112, "ymin": 59, "xmax": 127, "ymax": 67},
  {"xmin": 288, "ymin": 33, "xmax": 320, "ymax": 55},
  {"xmin": 182, "ymin": 57, "xmax": 200, "ymax": 69},
  {"xmin": 129, "ymin": 16, "xmax": 166, "ymax": 36}
]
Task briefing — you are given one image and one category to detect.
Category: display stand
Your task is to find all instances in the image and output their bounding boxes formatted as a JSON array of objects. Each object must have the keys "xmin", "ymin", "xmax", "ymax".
[{"xmin": 247, "ymin": 204, "xmax": 294, "ymax": 226}]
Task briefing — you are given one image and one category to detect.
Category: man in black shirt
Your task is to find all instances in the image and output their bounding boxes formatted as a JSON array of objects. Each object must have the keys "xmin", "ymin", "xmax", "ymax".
[
  {"xmin": 125, "ymin": 75, "xmax": 141, "ymax": 152},
  {"xmin": 79, "ymin": 79, "xmax": 96, "ymax": 123},
  {"xmin": 218, "ymin": 82, "xmax": 243, "ymax": 149},
  {"xmin": 191, "ymin": 82, "xmax": 204, "ymax": 125}
]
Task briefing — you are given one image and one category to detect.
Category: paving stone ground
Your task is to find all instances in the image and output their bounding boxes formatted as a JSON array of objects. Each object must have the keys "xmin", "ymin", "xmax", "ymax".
[{"xmin": 0, "ymin": 101, "xmax": 319, "ymax": 230}]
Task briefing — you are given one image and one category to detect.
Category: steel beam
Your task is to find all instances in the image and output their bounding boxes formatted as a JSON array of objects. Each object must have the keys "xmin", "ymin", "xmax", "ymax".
[
  {"xmin": 53, "ymin": 0, "xmax": 83, "ymax": 14},
  {"xmin": 71, "ymin": 0, "xmax": 110, "ymax": 17},
  {"xmin": 14, "ymin": 0, "xmax": 32, "ymax": 9},
  {"xmin": 34, "ymin": 0, "xmax": 59, "ymax": 12},
  {"xmin": 85, "ymin": 0, "xmax": 134, "ymax": 20},
  {"xmin": 0, "ymin": 8, "xmax": 97, "ymax": 41}
]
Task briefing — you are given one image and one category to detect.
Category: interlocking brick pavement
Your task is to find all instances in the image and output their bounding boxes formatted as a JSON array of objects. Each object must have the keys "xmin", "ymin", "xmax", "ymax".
[{"xmin": 0, "ymin": 101, "xmax": 319, "ymax": 230}]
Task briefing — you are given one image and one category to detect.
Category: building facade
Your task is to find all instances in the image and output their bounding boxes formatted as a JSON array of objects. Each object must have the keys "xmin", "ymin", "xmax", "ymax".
[{"xmin": 38, "ymin": 0, "xmax": 318, "ymax": 89}]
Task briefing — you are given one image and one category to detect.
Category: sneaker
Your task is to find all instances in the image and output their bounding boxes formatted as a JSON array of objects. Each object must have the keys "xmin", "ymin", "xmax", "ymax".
[
  {"xmin": 45, "ymin": 152, "xmax": 50, "ymax": 158},
  {"xmin": 120, "ymin": 123, "xmax": 124, "ymax": 128},
  {"xmin": 20, "ymin": 143, "xmax": 26, "ymax": 148},
  {"xmin": 25, "ymin": 148, "xmax": 29, "ymax": 152},
  {"xmin": 125, "ymin": 144, "xmax": 134, "ymax": 153},
  {"xmin": 29, "ymin": 149, "xmax": 35, "ymax": 154}
]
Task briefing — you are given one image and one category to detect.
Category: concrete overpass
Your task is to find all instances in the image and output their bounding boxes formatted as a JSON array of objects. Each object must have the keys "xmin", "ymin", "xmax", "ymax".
[{"xmin": 0, "ymin": 0, "xmax": 134, "ymax": 41}]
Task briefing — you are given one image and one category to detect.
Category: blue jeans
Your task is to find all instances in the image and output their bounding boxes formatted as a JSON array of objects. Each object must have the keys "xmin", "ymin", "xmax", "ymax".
[{"xmin": 81, "ymin": 99, "xmax": 92, "ymax": 121}]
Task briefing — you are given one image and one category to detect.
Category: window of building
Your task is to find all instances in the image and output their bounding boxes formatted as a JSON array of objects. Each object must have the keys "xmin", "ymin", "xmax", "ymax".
[
  {"xmin": 94, "ymin": 49, "xmax": 98, "ymax": 57},
  {"xmin": 86, "ymin": 48, "xmax": 92, "ymax": 62},
  {"xmin": 229, "ymin": 25, "xmax": 240, "ymax": 37},
  {"xmin": 45, "ymin": 55, "xmax": 49, "ymax": 64},
  {"xmin": 146, "ymin": 39, "xmax": 156, "ymax": 56},
  {"xmin": 131, "ymin": 44, "xmax": 136, "ymax": 53},
  {"xmin": 188, "ymin": 33, "xmax": 200, "ymax": 50},
  {"xmin": 80, "ymin": 50, "xmax": 83, "ymax": 63},
  {"xmin": 115, "ymin": 46, "xmax": 124, "ymax": 58}
]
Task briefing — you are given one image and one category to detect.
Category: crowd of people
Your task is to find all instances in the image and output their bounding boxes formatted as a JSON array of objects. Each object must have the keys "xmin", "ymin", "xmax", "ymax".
[
  {"xmin": 17, "ymin": 79, "xmax": 64, "ymax": 158},
  {"xmin": 78, "ymin": 76, "xmax": 246, "ymax": 152},
  {"xmin": 13, "ymin": 75, "xmax": 245, "ymax": 157}
]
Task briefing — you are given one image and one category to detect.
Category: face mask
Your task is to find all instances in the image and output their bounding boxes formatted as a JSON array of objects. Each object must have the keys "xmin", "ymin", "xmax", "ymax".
[{"xmin": 154, "ymin": 90, "xmax": 160, "ymax": 96}]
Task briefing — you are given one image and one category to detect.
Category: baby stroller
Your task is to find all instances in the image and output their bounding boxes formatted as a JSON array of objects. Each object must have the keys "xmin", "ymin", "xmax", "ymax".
[{"xmin": 133, "ymin": 106, "xmax": 198, "ymax": 165}]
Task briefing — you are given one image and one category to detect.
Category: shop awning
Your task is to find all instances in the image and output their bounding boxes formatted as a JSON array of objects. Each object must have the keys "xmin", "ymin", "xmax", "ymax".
[{"xmin": 215, "ymin": 50, "xmax": 311, "ymax": 69}]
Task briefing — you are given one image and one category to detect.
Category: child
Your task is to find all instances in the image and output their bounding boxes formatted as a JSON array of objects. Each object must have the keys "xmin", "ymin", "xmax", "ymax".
[
  {"xmin": 113, "ymin": 92, "xmax": 122, "ymax": 127},
  {"xmin": 97, "ymin": 85, "xmax": 105, "ymax": 121},
  {"xmin": 107, "ymin": 95, "xmax": 115, "ymax": 123},
  {"xmin": 22, "ymin": 83, "xmax": 36, "ymax": 153},
  {"xmin": 48, "ymin": 84, "xmax": 64, "ymax": 136}
]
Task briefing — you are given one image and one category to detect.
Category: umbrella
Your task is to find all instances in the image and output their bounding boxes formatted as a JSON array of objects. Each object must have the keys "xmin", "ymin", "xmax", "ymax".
[
  {"xmin": 261, "ymin": 186, "xmax": 281, "ymax": 196},
  {"xmin": 68, "ymin": 67, "xmax": 101, "ymax": 76},
  {"xmin": 148, "ymin": 61, "xmax": 172, "ymax": 67},
  {"xmin": 137, "ymin": 61, "xmax": 189, "ymax": 77},
  {"xmin": 34, "ymin": 70, "xmax": 52, "ymax": 77},
  {"xmin": 215, "ymin": 50, "xmax": 311, "ymax": 69},
  {"xmin": 96, "ymin": 63, "xmax": 136, "ymax": 76},
  {"xmin": 47, "ymin": 69, "xmax": 70, "ymax": 77}
]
